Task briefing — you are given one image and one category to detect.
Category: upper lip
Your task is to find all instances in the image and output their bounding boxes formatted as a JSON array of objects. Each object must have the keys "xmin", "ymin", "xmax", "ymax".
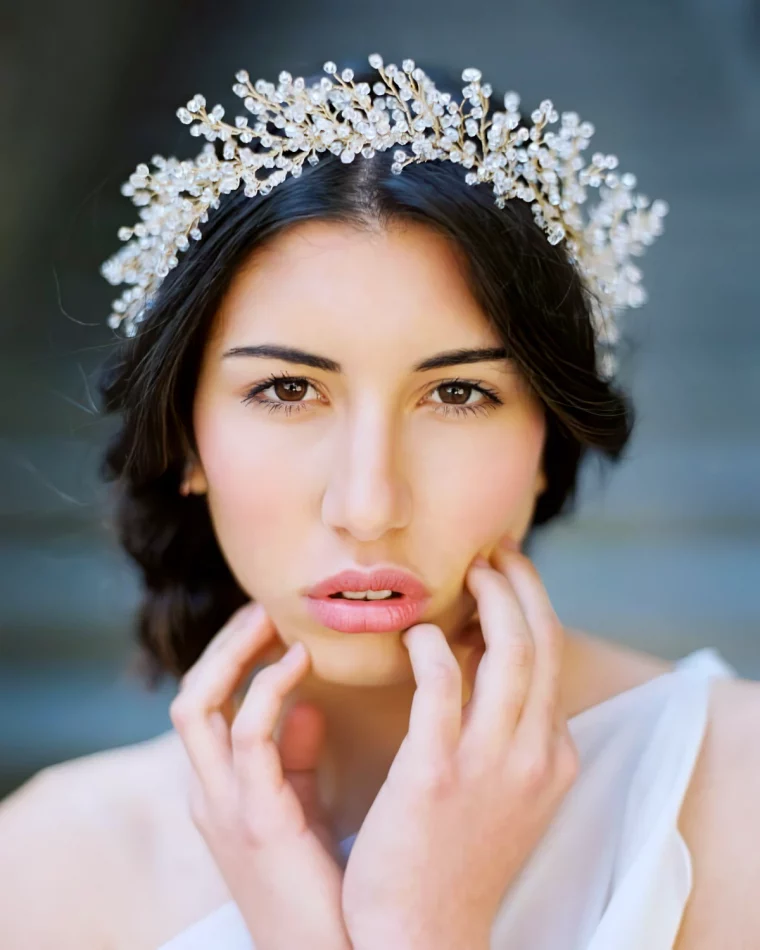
[{"xmin": 306, "ymin": 566, "xmax": 431, "ymax": 600}]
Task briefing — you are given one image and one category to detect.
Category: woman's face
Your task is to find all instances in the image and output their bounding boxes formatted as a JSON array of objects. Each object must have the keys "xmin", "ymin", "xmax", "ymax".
[{"xmin": 187, "ymin": 219, "xmax": 547, "ymax": 686}]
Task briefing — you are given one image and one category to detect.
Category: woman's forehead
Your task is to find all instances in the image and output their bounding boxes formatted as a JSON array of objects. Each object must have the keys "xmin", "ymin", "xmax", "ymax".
[{"xmin": 214, "ymin": 219, "xmax": 493, "ymax": 341}]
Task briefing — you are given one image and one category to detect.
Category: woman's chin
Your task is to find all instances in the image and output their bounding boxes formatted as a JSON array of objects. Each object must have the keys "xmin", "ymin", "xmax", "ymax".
[{"xmin": 296, "ymin": 630, "xmax": 416, "ymax": 687}]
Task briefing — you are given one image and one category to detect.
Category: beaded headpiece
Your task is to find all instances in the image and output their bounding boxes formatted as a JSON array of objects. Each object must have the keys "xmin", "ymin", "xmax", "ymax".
[{"xmin": 100, "ymin": 54, "xmax": 669, "ymax": 379}]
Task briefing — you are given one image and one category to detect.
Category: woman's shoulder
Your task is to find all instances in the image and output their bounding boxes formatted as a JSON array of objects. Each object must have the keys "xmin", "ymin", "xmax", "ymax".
[
  {"xmin": 568, "ymin": 629, "xmax": 760, "ymax": 946},
  {"xmin": 674, "ymin": 674, "xmax": 760, "ymax": 948},
  {"xmin": 560, "ymin": 627, "xmax": 674, "ymax": 716},
  {"xmin": 0, "ymin": 732, "xmax": 229, "ymax": 950},
  {"xmin": 0, "ymin": 738, "xmax": 151, "ymax": 948}
]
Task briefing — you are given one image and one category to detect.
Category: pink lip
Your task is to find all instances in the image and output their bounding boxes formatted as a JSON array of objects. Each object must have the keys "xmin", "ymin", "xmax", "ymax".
[{"xmin": 305, "ymin": 567, "xmax": 431, "ymax": 634}]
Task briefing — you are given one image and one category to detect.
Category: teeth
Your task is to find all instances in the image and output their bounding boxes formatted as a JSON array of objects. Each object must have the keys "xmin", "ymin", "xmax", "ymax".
[{"xmin": 338, "ymin": 589, "xmax": 394, "ymax": 600}]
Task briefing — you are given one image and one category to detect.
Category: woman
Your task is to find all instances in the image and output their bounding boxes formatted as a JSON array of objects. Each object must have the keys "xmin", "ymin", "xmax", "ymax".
[{"xmin": 1, "ymin": 56, "xmax": 758, "ymax": 950}]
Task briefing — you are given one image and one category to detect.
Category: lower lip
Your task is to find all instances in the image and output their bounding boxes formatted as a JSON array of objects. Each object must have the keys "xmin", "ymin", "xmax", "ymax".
[{"xmin": 304, "ymin": 594, "xmax": 430, "ymax": 633}]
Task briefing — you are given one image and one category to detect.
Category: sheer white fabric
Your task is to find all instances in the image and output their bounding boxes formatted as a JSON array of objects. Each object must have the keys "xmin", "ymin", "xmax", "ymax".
[{"xmin": 157, "ymin": 648, "xmax": 735, "ymax": 950}]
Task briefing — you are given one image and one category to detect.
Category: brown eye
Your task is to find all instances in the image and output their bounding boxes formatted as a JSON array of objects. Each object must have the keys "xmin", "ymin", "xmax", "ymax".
[
  {"xmin": 272, "ymin": 378, "xmax": 309, "ymax": 401},
  {"xmin": 438, "ymin": 382, "xmax": 474, "ymax": 405}
]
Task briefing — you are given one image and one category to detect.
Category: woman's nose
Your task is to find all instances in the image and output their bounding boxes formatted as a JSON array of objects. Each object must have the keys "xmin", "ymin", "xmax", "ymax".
[{"xmin": 321, "ymin": 409, "xmax": 412, "ymax": 542}]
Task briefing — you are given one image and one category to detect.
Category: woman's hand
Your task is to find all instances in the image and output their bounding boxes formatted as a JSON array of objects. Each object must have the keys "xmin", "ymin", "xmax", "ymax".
[
  {"xmin": 341, "ymin": 541, "xmax": 580, "ymax": 950},
  {"xmin": 169, "ymin": 602, "xmax": 352, "ymax": 950}
]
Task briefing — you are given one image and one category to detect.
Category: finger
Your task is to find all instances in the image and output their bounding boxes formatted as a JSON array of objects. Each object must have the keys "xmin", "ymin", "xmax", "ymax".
[
  {"xmin": 169, "ymin": 602, "xmax": 278, "ymax": 805},
  {"xmin": 230, "ymin": 642, "xmax": 311, "ymax": 809},
  {"xmin": 461, "ymin": 559, "xmax": 535, "ymax": 746},
  {"xmin": 276, "ymin": 701, "xmax": 335, "ymax": 850},
  {"xmin": 492, "ymin": 548, "xmax": 564, "ymax": 742},
  {"xmin": 402, "ymin": 624, "xmax": 462, "ymax": 763},
  {"xmin": 448, "ymin": 617, "xmax": 486, "ymax": 708}
]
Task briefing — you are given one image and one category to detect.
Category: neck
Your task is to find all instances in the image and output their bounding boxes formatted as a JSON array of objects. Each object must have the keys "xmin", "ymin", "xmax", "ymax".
[
  {"xmin": 285, "ymin": 626, "xmax": 596, "ymax": 843},
  {"xmin": 290, "ymin": 671, "xmax": 420, "ymax": 842}
]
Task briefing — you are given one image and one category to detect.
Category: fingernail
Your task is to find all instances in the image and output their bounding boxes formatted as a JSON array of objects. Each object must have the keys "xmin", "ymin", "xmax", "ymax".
[{"xmin": 283, "ymin": 642, "xmax": 306, "ymax": 667}]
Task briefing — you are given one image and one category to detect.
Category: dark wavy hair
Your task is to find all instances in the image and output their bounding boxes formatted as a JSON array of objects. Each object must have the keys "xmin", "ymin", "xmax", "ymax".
[{"xmin": 98, "ymin": 60, "xmax": 636, "ymax": 688}]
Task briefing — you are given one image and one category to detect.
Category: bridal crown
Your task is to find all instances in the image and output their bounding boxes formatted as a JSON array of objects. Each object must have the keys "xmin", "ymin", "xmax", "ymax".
[{"xmin": 100, "ymin": 54, "xmax": 669, "ymax": 379}]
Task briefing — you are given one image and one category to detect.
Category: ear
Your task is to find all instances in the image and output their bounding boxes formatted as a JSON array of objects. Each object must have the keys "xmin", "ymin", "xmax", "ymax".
[
  {"xmin": 535, "ymin": 465, "xmax": 548, "ymax": 498},
  {"xmin": 180, "ymin": 458, "xmax": 208, "ymax": 496}
]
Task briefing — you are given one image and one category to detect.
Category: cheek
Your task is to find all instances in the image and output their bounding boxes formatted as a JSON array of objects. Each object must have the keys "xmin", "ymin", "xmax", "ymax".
[
  {"xmin": 193, "ymin": 404, "xmax": 307, "ymax": 572},
  {"xmin": 423, "ymin": 408, "xmax": 545, "ymax": 542}
]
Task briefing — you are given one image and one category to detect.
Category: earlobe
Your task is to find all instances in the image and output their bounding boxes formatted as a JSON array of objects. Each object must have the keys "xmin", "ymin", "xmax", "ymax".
[{"xmin": 180, "ymin": 460, "xmax": 208, "ymax": 496}]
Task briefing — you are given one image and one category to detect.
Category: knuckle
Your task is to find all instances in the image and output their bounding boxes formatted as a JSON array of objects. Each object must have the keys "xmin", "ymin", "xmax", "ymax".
[
  {"xmin": 238, "ymin": 810, "xmax": 270, "ymax": 849},
  {"xmin": 412, "ymin": 757, "xmax": 457, "ymax": 799},
  {"xmin": 169, "ymin": 696, "xmax": 193, "ymax": 729},
  {"xmin": 229, "ymin": 717, "xmax": 263, "ymax": 750},
  {"xmin": 516, "ymin": 748, "xmax": 552, "ymax": 791},
  {"xmin": 504, "ymin": 635, "xmax": 534, "ymax": 670},
  {"xmin": 424, "ymin": 658, "xmax": 461, "ymax": 691}
]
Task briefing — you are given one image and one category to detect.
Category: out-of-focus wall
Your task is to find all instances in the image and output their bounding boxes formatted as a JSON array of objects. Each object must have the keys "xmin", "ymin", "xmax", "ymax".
[{"xmin": 1, "ymin": 0, "xmax": 758, "ymax": 798}]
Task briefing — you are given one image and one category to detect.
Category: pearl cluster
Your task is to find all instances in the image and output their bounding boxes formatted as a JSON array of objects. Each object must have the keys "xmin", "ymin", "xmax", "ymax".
[{"xmin": 100, "ymin": 54, "xmax": 669, "ymax": 379}]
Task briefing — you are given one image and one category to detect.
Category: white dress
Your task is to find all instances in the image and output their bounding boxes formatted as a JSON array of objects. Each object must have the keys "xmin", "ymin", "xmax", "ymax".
[{"xmin": 157, "ymin": 647, "xmax": 735, "ymax": 950}]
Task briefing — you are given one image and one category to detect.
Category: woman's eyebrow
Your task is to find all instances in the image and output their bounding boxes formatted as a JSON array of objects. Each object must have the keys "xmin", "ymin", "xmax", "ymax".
[{"xmin": 221, "ymin": 344, "xmax": 512, "ymax": 373}]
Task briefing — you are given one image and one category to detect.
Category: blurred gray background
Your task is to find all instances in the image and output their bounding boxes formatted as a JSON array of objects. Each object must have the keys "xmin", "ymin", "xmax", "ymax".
[{"xmin": 1, "ymin": 0, "xmax": 758, "ymax": 799}]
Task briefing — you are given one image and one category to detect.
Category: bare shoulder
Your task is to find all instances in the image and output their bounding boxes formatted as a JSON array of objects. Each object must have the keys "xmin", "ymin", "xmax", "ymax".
[
  {"xmin": 0, "ymin": 731, "xmax": 222, "ymax": 950},
  {"xmin": 0, "ymin": 738, "xmax": 156, "ymax": 949},
  {"xmin": 675, "ymin": 675, "xmax": 760, "ymax": 948},
  {"xmin": 561, "ymin": 627, "xmax": 674, "ymax": 716}
]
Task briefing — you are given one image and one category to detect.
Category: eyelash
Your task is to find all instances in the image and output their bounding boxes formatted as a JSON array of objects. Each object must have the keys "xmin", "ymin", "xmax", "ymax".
[{"xmin": 241, "ymin": 371, "xmax": 504, "ymax": 419}]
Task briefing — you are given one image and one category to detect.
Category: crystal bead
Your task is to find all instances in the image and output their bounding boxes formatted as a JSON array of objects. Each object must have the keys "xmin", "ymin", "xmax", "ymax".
[
  {"xmin": 503, "ymin": 91, "xmax": 520, "ymax": 111},
  {"xmin": 323, "ymin": 61, "xmax": 337, "ymax": 74},
  {"xmin": 98, "ymin": 60, "xmax": 670, "ymax": 363}
]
